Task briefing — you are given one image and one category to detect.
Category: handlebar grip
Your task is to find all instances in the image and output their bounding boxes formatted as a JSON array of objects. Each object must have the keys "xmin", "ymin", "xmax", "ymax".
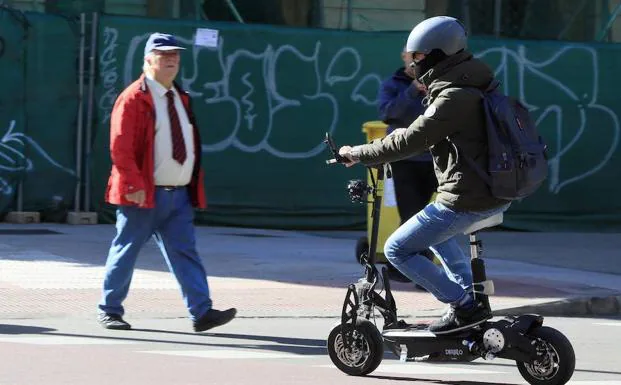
[{"xmin": 327, "ymin": 155, "xmax": 350, "ymax": 164}]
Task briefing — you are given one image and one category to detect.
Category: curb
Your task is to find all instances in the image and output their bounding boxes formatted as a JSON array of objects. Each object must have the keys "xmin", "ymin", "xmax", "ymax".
[{"xmin": 493, "ymin": 295, "xmax": 621, "ymax": 317}]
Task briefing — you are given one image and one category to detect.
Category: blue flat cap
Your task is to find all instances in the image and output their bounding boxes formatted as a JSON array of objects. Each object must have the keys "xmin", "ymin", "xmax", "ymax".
[{"xmin": 144, "ymin": 33, "xmax": 186, "ymax": 56}]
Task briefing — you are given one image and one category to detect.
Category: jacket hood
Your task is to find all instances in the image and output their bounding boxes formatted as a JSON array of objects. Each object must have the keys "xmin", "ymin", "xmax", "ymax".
[{"xmin": 421, "ymin": 50, "xmax": 493, "ymax": 99}]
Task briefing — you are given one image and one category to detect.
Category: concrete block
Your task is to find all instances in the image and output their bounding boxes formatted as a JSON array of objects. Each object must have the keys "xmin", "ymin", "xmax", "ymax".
[
  {"xmin": 5, "ymin": 211, "xmax": 41, "ymax": 224},
  {"xmin": 66, "ymin": 212, "xmax": 98, "ymax": 225}
]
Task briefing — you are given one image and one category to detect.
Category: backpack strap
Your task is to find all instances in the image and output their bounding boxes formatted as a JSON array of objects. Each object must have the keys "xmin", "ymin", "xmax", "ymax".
[
  {"xmin": 485, "ymin": 79, "xmax": 501, "ymax": 93},
  {"xmin": 444, "ymin": 79, "xmax": 501, "ymax": 188}
]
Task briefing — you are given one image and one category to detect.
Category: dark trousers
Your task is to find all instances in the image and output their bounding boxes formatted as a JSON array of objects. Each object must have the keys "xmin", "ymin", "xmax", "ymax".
[{"xmin": 390, "ymin": 159, "xmax": 438, "ymax": 225}]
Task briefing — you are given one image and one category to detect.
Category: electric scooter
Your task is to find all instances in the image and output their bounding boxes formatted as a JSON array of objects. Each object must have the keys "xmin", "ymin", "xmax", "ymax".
[{"xmin": 323, "ymin": 133, "xmax": 576, "ymax": 385}]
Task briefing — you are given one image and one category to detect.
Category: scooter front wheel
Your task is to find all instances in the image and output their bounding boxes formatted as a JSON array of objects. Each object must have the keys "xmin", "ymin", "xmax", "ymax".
[
  {"xmin": 517, "ymin": 326, "xmax": 575, "ymax": 385},
  {"xmin": 327, "ymin": 318, "xmax": 383, "ymax": 376}
]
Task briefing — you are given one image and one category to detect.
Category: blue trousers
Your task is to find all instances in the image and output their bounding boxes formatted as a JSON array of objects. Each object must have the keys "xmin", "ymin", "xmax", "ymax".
[
  {"xmin": 384, "ymin": 202, "xmax": 509, "ymax": 306},
  {"xmin": 98, "ymin": 187, "xmax": 212, "ymax": 321}
]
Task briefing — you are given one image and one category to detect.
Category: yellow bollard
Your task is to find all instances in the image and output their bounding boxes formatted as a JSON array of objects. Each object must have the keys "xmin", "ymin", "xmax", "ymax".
[
  {"xmin": 360, "ymin": 121, "xmax": 402, "ymax": 263},
  {"xmin": 357, "ymin": 121, "xmax": 439, "ymax": 266}
]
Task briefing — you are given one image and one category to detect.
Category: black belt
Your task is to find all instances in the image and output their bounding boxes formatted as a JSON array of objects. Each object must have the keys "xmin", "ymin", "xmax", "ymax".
[{"xmin": 156, "ymin": 185, "xmax": 187, "ymax": 191}]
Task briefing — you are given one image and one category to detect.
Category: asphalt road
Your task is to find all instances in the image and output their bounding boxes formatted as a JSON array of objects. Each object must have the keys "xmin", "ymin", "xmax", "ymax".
[{"xmin": 1, "ymin": 316, "xmax": 620, "ymax": 385}]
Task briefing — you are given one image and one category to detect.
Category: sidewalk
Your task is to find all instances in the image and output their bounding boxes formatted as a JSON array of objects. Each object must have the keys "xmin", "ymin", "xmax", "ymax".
[{"xmin": 0, "ymin": 223, "xmax": 620, "ymax": 322}]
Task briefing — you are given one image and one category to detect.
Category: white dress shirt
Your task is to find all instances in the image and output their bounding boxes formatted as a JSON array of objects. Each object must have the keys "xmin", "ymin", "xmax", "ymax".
[{"xmin": 145, "ymin": 75, "xmax": 195, "ymax": 186}]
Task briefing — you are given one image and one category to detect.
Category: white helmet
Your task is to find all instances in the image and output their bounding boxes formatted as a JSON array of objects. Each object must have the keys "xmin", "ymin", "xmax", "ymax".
[{"xmin": 406, "ymin": 16, "xmax": 467, "ymax": 56}]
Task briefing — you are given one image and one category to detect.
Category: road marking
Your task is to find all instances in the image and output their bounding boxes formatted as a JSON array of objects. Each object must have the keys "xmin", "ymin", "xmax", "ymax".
[
  {"xmin": 594, "ymin": 322, "xmax": 621, "ymax": 326},
  {"xmin": 140, "ymin": 349, "xmax": 316, "ymax": 359},
  {"xmin": 567, "ymin": 382, "xmax": 621, "ymax": 384},
  {"xmin": 0, "ymin": 253, "xmax": 177, "ymax": 289},
  {"xmin": 0, "ymin": 336, "xmax": 134, "ymax": 345}
]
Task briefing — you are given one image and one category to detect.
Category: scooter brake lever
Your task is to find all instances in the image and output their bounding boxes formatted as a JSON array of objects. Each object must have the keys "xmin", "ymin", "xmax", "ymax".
[{"xmin": 324, "ymin": 132, "xmax": 347, "ymax": 164}]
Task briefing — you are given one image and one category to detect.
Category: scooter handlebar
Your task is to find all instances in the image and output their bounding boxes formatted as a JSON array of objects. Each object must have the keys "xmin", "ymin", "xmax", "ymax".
[{"xmin": 324, "ymin": 132, "xmax": 348, "ymax": 165}]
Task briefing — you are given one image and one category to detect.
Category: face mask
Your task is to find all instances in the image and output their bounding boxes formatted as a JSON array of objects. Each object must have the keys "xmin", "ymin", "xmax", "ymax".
[{"xmin": 411, "ymin": 49, "xmax": 448, "ymax": 81}]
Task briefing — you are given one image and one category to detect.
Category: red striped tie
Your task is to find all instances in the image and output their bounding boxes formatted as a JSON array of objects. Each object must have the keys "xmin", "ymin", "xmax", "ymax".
[{"xmin": 166, "ymin": 90, "xmax": 187, "ymax": 164}]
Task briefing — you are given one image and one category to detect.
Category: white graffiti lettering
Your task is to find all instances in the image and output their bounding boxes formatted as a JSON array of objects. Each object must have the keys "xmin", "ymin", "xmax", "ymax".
[
  {"xmin": 104, "ymin": 28, "xmax": 619, "ymax": 191},
  {"xmin": 99, "ymin": 27, "xmax": 120, "ymax": 125},
  {"xmin": 0, "ymin": 120, "xmax": 75, "ymax": 196},
  {"xmin": 119, "ymin": 33, "xmax": 379, "ymax": 159}
]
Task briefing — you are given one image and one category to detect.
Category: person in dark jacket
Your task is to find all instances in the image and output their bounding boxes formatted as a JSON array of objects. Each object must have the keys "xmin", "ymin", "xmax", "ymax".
[
  {"xmin": 378, "ymin": 52, "xmax": 438, "ymax": 227},
  {"xmin": 378, "ymin": 51, "xmax": 438, "ymax": 283},
  {"xmin": 338, "ymin": 16, "xmax": 511, "ymax": 335}
]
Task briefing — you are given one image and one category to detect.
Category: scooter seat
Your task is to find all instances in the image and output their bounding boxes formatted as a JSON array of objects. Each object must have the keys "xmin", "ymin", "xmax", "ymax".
[{"xmin": 463, "ymin": 213, "xmax": 503, "ymax": 235}]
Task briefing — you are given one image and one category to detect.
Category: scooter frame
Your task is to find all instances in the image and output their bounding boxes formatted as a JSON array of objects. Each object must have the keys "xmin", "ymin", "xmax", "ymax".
[{"xmin": 323, "ymin": 133, "xmax": 576, "ymax": 385}]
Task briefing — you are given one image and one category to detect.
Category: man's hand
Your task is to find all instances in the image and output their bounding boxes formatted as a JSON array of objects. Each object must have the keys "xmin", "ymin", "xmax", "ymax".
[
  {"xmin": 125, "ymin": 190, "xmax": 146, "ymax": 206},
  {"xmin": 338, "ymin": 146, "xmax": 360, "ymax": 168},
  {"xmin": 404, "ymin": 65, "xmax": 416, "ymax": 79}
]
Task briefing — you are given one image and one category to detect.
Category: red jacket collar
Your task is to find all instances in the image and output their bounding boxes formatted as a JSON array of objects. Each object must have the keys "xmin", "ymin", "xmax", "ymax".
[{"xmin": 135, "ymin": 73, "xmax": 190, "ymax": 108}]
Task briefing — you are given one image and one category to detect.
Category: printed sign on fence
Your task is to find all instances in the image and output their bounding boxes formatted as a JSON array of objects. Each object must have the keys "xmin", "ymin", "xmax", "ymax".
[{"xmin": 194, "ymin": 28, "xmax": 218, "ymax": 48}]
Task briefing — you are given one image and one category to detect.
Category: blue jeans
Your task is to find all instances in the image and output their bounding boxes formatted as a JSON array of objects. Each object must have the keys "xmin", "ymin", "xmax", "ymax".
[
  {"xmin": 384, "ymin": 202, "xmax": 509, "ymax": 306},
  {"xmin": 98, "ymin": 187, "xmax": 212, "ymax": 321}
]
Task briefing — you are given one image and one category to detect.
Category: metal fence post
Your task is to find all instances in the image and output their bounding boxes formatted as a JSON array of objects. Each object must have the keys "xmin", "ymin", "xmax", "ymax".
[
  {"xmin": 84, "ymin": 12, "xmax": 98, "ymax": 212},
  {"xmin": 74, "ymin": 13, "xmax": 86, "ymax": 213},
  {"xmin": 596, "ymin": 0, "xmax": 621, "ymax": 41},
  {"xmin": 461, "ymin": 0, "xmax": 471, "ymax": 35},
  {"xmin": 225, "ymin": 0, "xmax": 245, "ymax": 23},
  {"xmin": 346, "ymin": 0, "xmax": 353, "ymax": 30},
  {"xmin": 494, "ymin": 0, "xmax": 502, "ymax": 37}
]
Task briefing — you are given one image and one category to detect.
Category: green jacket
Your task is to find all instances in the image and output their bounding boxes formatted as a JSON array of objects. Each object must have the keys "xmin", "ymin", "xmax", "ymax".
[{"xmin": 351, "ymin": 51, "xmax": 510, "ymax": 212}]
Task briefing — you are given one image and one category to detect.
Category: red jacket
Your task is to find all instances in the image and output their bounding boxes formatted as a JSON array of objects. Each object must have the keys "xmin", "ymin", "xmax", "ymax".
[{"xmin": 105, "ymin": 74, "xmax": 207, "ymax": 209}]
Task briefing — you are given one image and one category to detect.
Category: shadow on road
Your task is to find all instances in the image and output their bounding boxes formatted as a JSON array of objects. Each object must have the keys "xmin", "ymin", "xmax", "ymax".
[
  {"xmin": 23, "ymin": 329, "xmax": 328, "ymax": 356},
  {"xmin": 0, "ymin": 324, "xmax": 56, "ymax": 335},
  {"xmin": 367, "ymin": 376, "xmax": 515, "ymax": 385}
]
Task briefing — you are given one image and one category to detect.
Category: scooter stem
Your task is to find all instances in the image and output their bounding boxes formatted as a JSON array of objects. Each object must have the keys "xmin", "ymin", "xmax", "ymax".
[{"xmin": 366, "ymin": 166, "xmax": 384, "ymax": 282}]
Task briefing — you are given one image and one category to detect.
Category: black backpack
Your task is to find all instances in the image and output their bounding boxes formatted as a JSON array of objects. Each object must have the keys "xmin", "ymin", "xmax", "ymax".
[{"xmin": 453, "ymin": 80, "xmax": 548, "ymax": 200}]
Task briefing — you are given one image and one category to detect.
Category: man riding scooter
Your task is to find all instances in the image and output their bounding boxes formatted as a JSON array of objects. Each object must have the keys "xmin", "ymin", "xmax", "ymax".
[{"xmin": 338, "ymin": 16, "xmax": 511, "ymax": 335}]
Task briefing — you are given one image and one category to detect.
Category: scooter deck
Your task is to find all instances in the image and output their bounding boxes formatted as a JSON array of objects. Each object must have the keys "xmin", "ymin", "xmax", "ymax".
[
  {"xmin": 382, "ymin": 322, "xmax": 437, "ymax": 338},
  {"xmin": 382, "ymin": 324, "xmax": 478, "ymax": 362}
]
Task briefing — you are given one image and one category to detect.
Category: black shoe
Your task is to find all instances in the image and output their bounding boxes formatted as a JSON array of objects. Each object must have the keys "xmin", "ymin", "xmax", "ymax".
[
  {"xmin": 98, "ymin": 313, "xmax": 131, "ymax": 330},
  {"xmin": 384, "ymin": 319, "xmax": 412, "ymax": 330},
  {"xmin": 429, "ymin": 302, "xmax": 491, "ymax": 335},
  {"xmin": 384, "ymin": 319, "xmax": 429, "ymax": 331},
  {"xmin": 193, "ymin": 308, "xmax": 237, "ymax": 332}
]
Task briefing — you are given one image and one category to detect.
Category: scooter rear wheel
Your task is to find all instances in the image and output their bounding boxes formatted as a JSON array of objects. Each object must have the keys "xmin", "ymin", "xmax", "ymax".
[
  {"xmin": 327, "ymin": 318, "xmax": 383, "ymax": 376},
  {"xmin": 517, "ymin": 326, "xmax": 575, "ymax": 385}
]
